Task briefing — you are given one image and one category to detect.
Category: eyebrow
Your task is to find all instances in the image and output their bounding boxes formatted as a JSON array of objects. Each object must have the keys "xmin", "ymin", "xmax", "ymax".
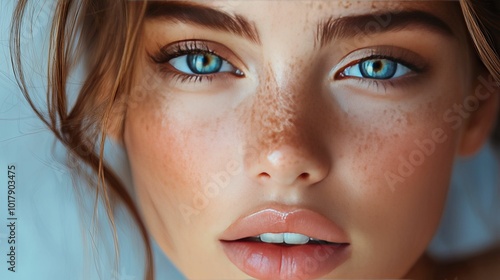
[
  {"xmin": 144, "ymin": 2, "xmax": 454, "ymax": 49},
  {"xmin": 316, "ymin": 10, "xmax": 455, "ymax": 48},
  {"xmin": 145, "ymin": 1, "xmax": 261, "ymax": 44}
]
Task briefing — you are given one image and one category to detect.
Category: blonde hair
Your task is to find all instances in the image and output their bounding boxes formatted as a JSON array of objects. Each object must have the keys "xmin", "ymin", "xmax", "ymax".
[
  {"xmin": 9, "ymin": 1, "xmax": 500, "ymax": 279},
  {"xmin": 461, "ymin": 0, "xmax": 500, "ymax": 142},
  {"xmin": 11, "ymin": 0, "xmax": 153, "ymax": 279}
]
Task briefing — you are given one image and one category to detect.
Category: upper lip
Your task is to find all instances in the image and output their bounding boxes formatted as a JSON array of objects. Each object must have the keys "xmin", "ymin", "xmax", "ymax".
[{"xmin": 219, "ymin": 205, "xmax": 349, "ymax": 244}]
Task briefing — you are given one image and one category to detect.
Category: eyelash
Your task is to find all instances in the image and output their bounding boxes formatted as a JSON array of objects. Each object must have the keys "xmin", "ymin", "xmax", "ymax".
[
  {"xmin": 334, "ymin": 48, "xmax": 427, "ymax": 90},
  {"xmin": 151, "ymin": 42, "xmax": 426, "ymax": 92},
  {"xmin": 150, "ymin": 41, "xmax": 239, "ymax": 83},
  {"xmin": 337, "ymin": 55, "xmax": 421, "ymax": 78}
]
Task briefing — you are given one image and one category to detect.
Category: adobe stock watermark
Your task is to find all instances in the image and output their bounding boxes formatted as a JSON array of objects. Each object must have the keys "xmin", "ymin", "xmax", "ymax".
[
  {"xmin": 288, "ymin": 245, "xmax": 345, "ymax": 280},
  {"xmin": 178, "ymin": 158, "xmax": 242, "ymax": 224},
  {"xmin": 385, "ymin": 74, "xmax": 499, "ymax": 192},
  {"xmin": 331, "ymin": 2, "xmax": 406, "ymax": 53},
  {"xmin": 110, "ymin": 62, "xmax": 168, "ymax": 118},
  {"xmin": 177, "ymin": 144, "xmax": 263, "ymax": 224},
  {"xmin": 112, "ymin": 268, "xmax": 136, "ymax": 280}
]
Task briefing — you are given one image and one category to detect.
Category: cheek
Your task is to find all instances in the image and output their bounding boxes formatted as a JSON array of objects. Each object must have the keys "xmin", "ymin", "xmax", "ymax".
[
  {"xmin": 347, "ymin": 114, "xmax": 457, "ymax": 233},
  {"xmin": 123, "ymin": 93, "xmax": 243, "ymax": 252},
  {"xmin": 123, "ymin": 109, "xmax": 187, "ymax": 252},
  {"xmin": 346, "ymin": 106, "xmax": 458, "ymax": 193},
  {"xmin": 329, "ymin": 92, "xmax": 462, "ymax": 275}
]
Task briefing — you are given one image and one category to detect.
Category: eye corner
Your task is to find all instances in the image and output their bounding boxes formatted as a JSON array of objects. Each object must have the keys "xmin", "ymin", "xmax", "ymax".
[
  {"xmin": 333, "ymin": 69, "xmax": 348, "ymax": 81},
  {"xmin": 332, "ymin": 61, "xmax": 358, "ymax": 81},
  {"xmin": 235, "ymin": 69, "xmax": 246, "ymax": 78}
]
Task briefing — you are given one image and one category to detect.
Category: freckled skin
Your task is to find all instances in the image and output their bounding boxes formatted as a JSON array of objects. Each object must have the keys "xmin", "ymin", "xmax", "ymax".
[
  {"xmin": 250, "ymin": 63, "xmax": 303, "ymax": 150},
  {"xmin": 120, "ymin": 1, "xmax": 498, "ymax": 279}
]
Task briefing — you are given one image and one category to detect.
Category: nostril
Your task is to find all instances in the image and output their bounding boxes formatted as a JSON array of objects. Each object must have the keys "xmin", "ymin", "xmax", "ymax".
[
  {"xmin": 258, "ymin": 172, "xmax": 271, "ymax": 180},
  {"xmin": 298, "ymin": 173, "xmax": 310, "ymax": 180},
  {"xmin": 258, "ymin": 172, "xmax": 311, "ymax": 184}
]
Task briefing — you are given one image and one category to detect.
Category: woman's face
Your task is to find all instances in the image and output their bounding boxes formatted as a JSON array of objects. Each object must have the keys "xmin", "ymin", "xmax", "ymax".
[{"xmin": 122, "ymin": 1, "xmax": 492, "ymax": 279}]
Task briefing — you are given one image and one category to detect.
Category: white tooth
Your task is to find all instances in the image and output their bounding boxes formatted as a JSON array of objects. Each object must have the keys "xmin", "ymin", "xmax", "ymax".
[
  {"xmin": 260, "ymin": 233, "xmax": 284, "ymax": 243},
  {"xmin": 284, "ymin": 233, "xmax": 310, "ymax": 245}
]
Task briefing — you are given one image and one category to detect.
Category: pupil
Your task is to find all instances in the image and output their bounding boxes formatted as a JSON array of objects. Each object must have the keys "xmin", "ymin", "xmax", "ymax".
[
  {"xmin": 372, "ymin": 61, "xmax": 383, "ymax": 73},
  {"xmin": 201, "ymin": 55, "xmax": 211, "ymax": 67}
]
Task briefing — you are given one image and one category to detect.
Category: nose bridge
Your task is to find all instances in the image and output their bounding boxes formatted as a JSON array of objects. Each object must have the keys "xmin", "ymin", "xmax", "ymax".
[{"xmin": 249, "ymin": 63, "xmax": 308, "ymax": 151}]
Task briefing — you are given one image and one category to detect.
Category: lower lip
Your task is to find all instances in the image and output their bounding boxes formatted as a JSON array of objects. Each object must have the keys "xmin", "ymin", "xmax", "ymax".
[{"xmin": 221, "ymin": 241, "xmax": 350, "ymax": 280}]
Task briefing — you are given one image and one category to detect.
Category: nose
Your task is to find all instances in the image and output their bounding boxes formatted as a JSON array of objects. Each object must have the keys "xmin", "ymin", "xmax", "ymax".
[
  {"xmin": 243, "ymin": 59, "xmax": 331, "ymax": 188},
  {"xmin": 247, "ymin": 144, "xmax": 330, "ymax": 187}
]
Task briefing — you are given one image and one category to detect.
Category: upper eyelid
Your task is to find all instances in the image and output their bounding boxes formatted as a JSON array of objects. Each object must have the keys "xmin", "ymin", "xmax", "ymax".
[
  {"xmin": 150, "ymin": 41, "xmax": 216, "ymax": 63},
  {"xmin": 149, "ymin": 40, "xmax": 248, "ymax": 72},
  {"xmin": 345, "ymin": 56, "xmax": 417, "ymax": 72}
]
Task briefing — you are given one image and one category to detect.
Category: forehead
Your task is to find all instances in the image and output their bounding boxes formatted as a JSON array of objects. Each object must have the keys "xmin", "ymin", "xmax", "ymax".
[
  {"xmin": 200, "ymin": 0, "xmax": 461, "ymax": 20},
  {"xmin": 145, "ymin": 0, "xmax": 466, "ymax": 42}
]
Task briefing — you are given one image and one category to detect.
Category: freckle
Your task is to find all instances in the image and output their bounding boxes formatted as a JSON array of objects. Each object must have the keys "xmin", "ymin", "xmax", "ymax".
[
  {"xmin": 405, "ymin": 113, "xmax": 414, "ymax": 126},
  {"xmin": 339, "ymin": 0, "xmax": 352, "ymax": 9},
  {"xmin": 248, "ymin": 64, "xmax": 298, "ymax": 150}
]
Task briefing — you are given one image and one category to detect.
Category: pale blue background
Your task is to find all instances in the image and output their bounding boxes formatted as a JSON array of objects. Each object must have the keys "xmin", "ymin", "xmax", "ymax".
[
  {"xmin": 0, "ymin": 1, "xmax": 184, "ymax": 279},
  {"xmin": 1, "ymin": 1, "xmax": 500, "ymax": 280}
]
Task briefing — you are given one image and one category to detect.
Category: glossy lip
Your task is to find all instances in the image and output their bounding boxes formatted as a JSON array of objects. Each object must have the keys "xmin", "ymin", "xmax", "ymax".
[
  {"xmin": 219, "ymin": 206, "xmax": 351, "ymax": 279},
  {"xmin": 219, "ymin": 206, "xmax": 349, "ymax": 243}
]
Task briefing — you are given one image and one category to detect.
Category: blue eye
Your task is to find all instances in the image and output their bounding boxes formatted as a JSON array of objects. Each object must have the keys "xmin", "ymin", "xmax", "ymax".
[
  {"xmin": 188, "ymin": 53, "xmax": 222, "ymax": 74},
  {"xmin": 342, "ymin": 58, "xmax": 412, "ymax": 80},
  {"xmin": 169, "ymin": 52, "xmax": 241, "ymax": 75}
]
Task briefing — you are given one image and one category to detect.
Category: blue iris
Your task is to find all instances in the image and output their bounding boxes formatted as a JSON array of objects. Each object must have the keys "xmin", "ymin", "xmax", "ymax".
[
  {"xmin": 359, "ymin": 59, "xmax": 397, "ymax": 79},
  {"xmin": 187, "ymin": 53, "xmax": 223, "ymax": 74}
]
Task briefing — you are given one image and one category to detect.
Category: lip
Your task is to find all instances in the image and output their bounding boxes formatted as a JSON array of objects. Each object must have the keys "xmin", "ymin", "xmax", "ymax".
[{"xmin": 219, "ymin": 206, "xmax": 350, "ymax": 280}]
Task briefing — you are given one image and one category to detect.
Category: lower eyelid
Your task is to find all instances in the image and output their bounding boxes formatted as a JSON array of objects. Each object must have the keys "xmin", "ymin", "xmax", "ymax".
[{"xmin": 156, "ymin": 64, "xmax": 245, "ymax": 87}]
